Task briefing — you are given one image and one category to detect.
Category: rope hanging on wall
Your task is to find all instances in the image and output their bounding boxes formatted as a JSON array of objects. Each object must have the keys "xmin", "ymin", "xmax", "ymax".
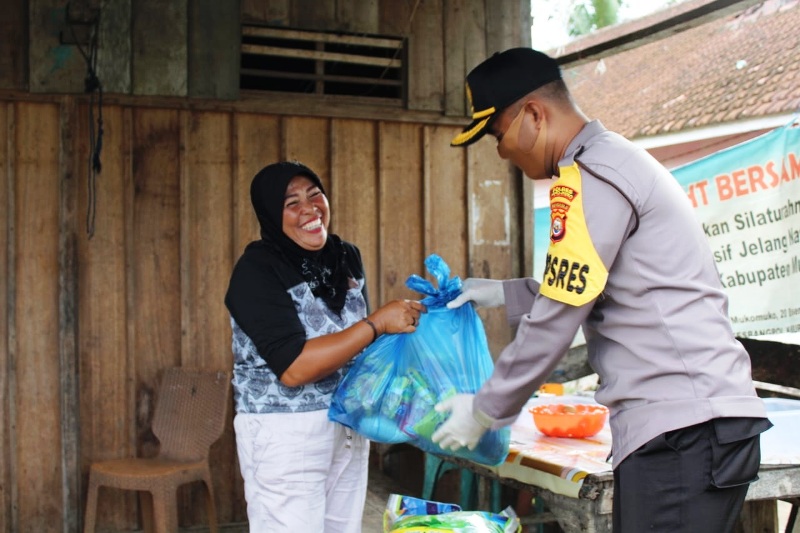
[{"xmin": 67, "ymin": 3, "xmax": 104, "ymax": 239}]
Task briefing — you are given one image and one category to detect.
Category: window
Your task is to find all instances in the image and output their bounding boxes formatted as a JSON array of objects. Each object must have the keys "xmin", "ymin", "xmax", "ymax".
[{"xmin": 241, "ymin": 26, "xmax": 406, "ymax": 104}]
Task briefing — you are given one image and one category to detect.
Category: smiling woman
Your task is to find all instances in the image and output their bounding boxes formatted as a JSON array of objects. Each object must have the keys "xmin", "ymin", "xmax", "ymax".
[
  {"xmin": 282, "ymin": 175, "xmax": 331, "ymax": 251},
  {"xmin": 224, "ymin": 160, "xmax": 427, "ymax": 532}
]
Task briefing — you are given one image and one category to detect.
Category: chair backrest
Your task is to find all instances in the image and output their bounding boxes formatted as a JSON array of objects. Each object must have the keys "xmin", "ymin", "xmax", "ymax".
[{"xmin": 151, "ymin": 367, "xmax": 231, "ymax": 462}]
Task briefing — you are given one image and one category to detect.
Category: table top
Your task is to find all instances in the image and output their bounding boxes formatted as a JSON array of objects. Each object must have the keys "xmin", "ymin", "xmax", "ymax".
[
  {"xmin": 507, "ymin": 397, "xmax": 612, "ymax": 480},
  {"xmin": 470, "ymin": 395, "xmax": 612, "ymax": 498},
  {"xmin": 473, "ymin": 394, "xmax": 800, "ymax": 499}
]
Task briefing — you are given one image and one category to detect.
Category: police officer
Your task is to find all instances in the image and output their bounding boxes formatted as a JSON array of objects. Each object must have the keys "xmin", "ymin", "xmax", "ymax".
[{"xmin": 431, "ymin": 48, "xmax": 771, "ymax": 532}]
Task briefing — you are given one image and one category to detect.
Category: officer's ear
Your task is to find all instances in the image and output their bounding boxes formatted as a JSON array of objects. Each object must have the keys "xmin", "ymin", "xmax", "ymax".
[
  {"xmin": 517, "ymin": 99, "xmax": 546, "ymax": 152},
  {"xmin": 523, "ymin": 98, "xmax": 546, "ymax": 127}
]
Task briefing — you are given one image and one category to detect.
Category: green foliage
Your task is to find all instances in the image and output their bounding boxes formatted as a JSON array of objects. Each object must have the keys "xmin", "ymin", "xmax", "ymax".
[{"xmin": 567, "ymin": 0, "xmax": 621, "ymax": 37}]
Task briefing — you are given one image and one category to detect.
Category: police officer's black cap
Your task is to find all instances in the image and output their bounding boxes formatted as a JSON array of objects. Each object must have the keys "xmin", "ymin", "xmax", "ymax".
[{"xmin": 451, "ymin": 48, "xmax": 562, "ymax": 147}]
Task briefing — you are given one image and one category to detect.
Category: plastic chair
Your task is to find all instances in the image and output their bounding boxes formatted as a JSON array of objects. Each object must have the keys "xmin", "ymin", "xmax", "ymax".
[
  {"xmin": 83, "ymin": 367, "xmax": 231, "ymax": 533},
  {"xmin": 422, "ymin": 453, "xmax": 502, "ymax": 512}
]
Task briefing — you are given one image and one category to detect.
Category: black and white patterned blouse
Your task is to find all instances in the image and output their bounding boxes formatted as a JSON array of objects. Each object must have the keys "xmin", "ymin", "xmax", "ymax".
[{"xmin": 225, "ymin": 240, "xmax": 369, "ymax": 414}]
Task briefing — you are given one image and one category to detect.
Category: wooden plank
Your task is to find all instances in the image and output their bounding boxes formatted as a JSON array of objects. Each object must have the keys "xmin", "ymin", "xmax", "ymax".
[
  {"xmin": 739, "ymin": 337, "xmax": 800, "ymax": 390},
  {"xmin": 486, "ymin": 0, "xmax": 531, "ymax": 55},
  {"xmin": 129, "ymin": 108, "xmax": 182, "ymax": 453},
  {"xmin": 189, "ymin": 0, "xmax": 240, "ymax": 99},
  {"xmin": 746, "ymin": 466, "xmax": 800, "ymax": 501},
  {"xmin": 522, "ymin": 175, "xmax": 535, "ymax": 277},
  {"xmin": 466, "ymin": 140, "xmax": 515, "ymax": 358},
  {"xmin": 243, "ymin": 26, "xmax": 398, "ymax": 48},
  {"xmin": 378, "ymin": 122, "xmax": 424, "ymax": 302},
  {"xmin": 282, "ymin": 116, "xmax": 331, "ymax": 193},
  {"xmin": 330, "ymin": 119, "xmax": 379, "ymax": 306},
  {"xmin": 96, "ymin": 0, "xmax": 131, "ymax": 94},
  {"xmin": 443, "ymin": 0, "xmax": 487, "ymax": 116},
  {"xmin": 241, "ymin": 0, "xmax": 289, "ymax": 25},
  {"xmin": 378, "ymin": 0, "xmax": 408, "ymax": 36},
  {"xmin": 233, "ymin": 113, "xmax": 281, "ymax": 256},
  {"xmin": 290, "ymin": 0, "xmax": 336, "ymax": 30},
  {"xmin": 76, "ymin": 103, "xmax": 136, "ymax": 529},
  {"xmin": 241, "ymin": 44, "xmax": 403, "ymax": 68},
  {"xmin": 754, "ymin": 381, "xmax": 800, "ymax": 399},
  {"xmin": 179, "ymin": 110, "xmax": 236, "ymax": 526},
  {"xmin": 737, "ymin": 500, "xmax": 778, "ymax": 533},
  {"xmin": 58, "ymin": 96, "xmax": 80, "ymax": 532},
  {"xmin": 132, "ymin": 0, "xmax": 187, "ymax": 96},
  {"xmin": 407, "ymin": 0, "xmax": 445, "ymax": 112},
  {"xmin": 8, "ymin": 88, "xmax": 466, "ymax": 127},
  {"xmin": 442, "ymin": 0, "xmax": 468, "ymax": 117},
  {"xmin": 337, "ymin": 0, "xmax": 379, "ymax": 34},
  {"xmin": 423, "ymin": 125, "xmax": 468, "ymax": 278},
  {"xmin": 180, "ymin": 110, "xmax": 232, "ymax": 371},
  {"xmin": 375, "ymin": 0, "xmax": 412, "ymax": 113},
  {"xmin": 14, "ymin": 101, "xmax": 63, "ymax": 529},
  {"xmin": 28, "ymin": 1, "xmax": 85, "ymax": 92},
  {"xmin": 0, "ymin": 0, "xmax": 27, "ymax": 90},
  {"xmin": 0, "ymin": 102, "xmax": 12, "ymax": 532},
  {"xmin": 241, "ymin": 68, "xmax": 402, "ymax": 88},
  {"xmin": 230, "ymin": 111, "xmax": 283, "ymax": 525},
  {"xmin": 789, "ymin": 502, "xmax": 800, "ymax": 533},
  {"xmin": 461, "ymin": 0, "xmax": 488, "ymax": 88}
]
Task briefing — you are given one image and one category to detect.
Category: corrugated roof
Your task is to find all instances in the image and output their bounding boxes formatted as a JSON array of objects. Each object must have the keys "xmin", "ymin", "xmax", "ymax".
[{"xmin": 564, "ymin": 0, "xmax": 800, "ymax": 140}]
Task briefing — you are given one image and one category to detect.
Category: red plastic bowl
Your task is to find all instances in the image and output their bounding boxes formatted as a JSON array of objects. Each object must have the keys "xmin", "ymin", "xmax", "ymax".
[{"xmin": 529, "ymin": 403, "xmax": 609, "ymax": 438}]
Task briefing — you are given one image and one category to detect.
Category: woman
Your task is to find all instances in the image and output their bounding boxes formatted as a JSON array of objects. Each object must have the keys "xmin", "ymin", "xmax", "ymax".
[{"xmin": 225, "ymin": 161, "xmax": 424, "ymax": 532}]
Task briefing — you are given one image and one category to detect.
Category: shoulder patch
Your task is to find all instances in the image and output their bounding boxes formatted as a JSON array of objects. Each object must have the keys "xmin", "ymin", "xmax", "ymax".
[{"xmin": 539, "ymin": 164, "xmax": 608, "ymax": 306}]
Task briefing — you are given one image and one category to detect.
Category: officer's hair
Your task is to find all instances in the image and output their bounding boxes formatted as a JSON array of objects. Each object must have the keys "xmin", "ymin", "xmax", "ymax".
[{"xmin": 534, "ymin": 79, "xmax": 574, "ymax": 108}]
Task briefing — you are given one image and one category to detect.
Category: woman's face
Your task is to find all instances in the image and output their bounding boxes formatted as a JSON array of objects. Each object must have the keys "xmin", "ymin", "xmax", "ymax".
[{"xmin": 282, "ymin": 175, "xmax": 330, "ymax": 251}]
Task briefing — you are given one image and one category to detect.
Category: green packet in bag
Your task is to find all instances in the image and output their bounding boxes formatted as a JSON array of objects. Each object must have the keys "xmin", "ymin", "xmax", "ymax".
[{"xmin": 383, "ymin": 494, "xmax": 521, "ymax": 533}]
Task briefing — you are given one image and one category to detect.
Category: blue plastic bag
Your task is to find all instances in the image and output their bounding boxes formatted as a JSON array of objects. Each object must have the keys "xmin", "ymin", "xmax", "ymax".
[{"xmin": 328, "ymin": 254, "xmax": 510, "ymax": 466}]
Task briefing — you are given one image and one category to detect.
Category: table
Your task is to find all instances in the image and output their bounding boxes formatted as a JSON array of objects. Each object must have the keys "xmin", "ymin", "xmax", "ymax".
[{"xmin": 449, "ymin": 395, "xmax": 800, "ymax": 533}]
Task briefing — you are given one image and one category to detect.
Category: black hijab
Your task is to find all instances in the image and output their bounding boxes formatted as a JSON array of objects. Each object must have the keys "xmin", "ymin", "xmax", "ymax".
[{"xmin": 250, "ymin": 161, "xmax": 351, "ymax": 314}]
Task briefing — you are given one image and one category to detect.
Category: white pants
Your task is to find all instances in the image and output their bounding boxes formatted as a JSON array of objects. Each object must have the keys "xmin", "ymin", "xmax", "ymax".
[{"xmin": 234, "ymin": 410, "xmax": 370, "ymax": 533}]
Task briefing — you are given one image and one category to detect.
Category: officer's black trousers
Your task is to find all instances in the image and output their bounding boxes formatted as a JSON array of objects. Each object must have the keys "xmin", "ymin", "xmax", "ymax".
[{"xmin": 612, "ymin": 418, "xmax": 764, "ymax": 533}]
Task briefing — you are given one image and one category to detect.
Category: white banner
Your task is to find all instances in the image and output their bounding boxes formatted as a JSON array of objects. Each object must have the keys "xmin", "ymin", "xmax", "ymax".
[{"xmin": 533, "ymin": 121, "xmax": 800, "ymax": 338}]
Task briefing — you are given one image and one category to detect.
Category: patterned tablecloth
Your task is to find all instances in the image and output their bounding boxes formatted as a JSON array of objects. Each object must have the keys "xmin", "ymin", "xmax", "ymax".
[
  {"xmin": 480, "ymin": 394, "xmax": 800, "ymax": 499},
  {"xmin": 471, "ymin": 395, "xmax": 612, "ymax": 498}
]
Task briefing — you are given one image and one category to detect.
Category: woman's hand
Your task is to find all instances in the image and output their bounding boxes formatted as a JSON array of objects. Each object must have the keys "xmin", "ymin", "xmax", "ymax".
[
  {"xmin": 369, "ymin": 299, "xmax": 427, "ymax": 335},
  {"xmin": 280, "ymin": 299, "xmax": 426, "ymax": 386}
]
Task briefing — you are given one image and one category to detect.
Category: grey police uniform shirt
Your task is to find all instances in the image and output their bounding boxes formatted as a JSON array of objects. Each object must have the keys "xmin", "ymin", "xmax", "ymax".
[{"xmin": 474, "ymin": 120, "xmax": 768, "ymax": 467}]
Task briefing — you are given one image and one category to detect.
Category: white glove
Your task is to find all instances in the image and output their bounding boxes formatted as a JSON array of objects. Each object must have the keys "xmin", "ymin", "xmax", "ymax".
[
  {"xmin": 431, "ymin": 394, "xmax": 490, "ymax": 451},
  {"xmin": 446, "ymin": 278, "xmax": 505, "ymax": 309}
]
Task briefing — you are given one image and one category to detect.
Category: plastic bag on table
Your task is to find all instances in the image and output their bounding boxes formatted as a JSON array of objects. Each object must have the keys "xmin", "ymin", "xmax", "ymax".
[{"xmin": 328, "ymin": 254, "xmax": 510, "ymax": 466}]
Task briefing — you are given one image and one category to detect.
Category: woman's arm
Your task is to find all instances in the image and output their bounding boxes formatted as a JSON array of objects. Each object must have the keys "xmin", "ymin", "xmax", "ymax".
[{"xmin": 280, "ymin": 299, "xmax": 426, "ymax": 386}]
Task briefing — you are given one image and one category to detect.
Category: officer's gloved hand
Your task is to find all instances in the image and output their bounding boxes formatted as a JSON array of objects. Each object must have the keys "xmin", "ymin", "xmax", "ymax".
[
  {"xmin": 431, "ymin": 394, "xmax": 491, "ymax": 451},
  {"xmin": 446, "ymin": 278, "xmax": 505, "ymax": 309}
]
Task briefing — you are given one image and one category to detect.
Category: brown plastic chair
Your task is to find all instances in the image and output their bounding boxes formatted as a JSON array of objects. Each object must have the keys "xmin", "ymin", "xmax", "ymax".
[{"xmin": 83, "ymin": 367, "xmax": 231, "ymax": 533}]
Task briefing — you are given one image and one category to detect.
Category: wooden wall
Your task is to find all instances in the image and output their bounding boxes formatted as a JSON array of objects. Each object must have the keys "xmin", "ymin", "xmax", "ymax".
[
  {"xmin": 0, "ymin": 0, "xmax": 534, "ymax": 530},
  {"xmin": 9, "ymin": 0, "xmax": 532, "ymax": 111},
  {"xmin": 0, "ymin": 93, "xmax": 524, "ymax": 530}
]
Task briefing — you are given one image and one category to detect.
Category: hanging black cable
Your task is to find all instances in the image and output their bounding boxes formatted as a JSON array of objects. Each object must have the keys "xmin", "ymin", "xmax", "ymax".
[{"xmin": 68, "ymin": 3, "xmax": 104, "ymax": 239}]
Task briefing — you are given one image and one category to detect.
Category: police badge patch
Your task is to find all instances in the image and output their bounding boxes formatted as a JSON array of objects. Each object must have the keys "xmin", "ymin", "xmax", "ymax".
[
  {"xmin": 550, "ymin": 185, "xmax": 576, "ymax": 243},
  {"xmin": 540, "ymin": 164, "xmax": 608, "ymax": 307}
]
